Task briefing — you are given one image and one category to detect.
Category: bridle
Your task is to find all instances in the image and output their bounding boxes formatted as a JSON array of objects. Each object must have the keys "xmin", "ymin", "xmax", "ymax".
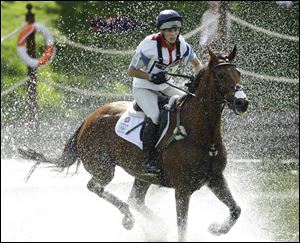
[
  {"xmin": 166, "ymin": 62, "xmax": 243, "ymax": 106},
  {"xmin": 210, "ymin": 62, "xmax": 244, "ymax": 104},
  {"xmin": 163, "ymin": 59, "xmax": 247, "ymax": 157},
  {"xmin": 162, "ymin": 62, "xmax": 245, "ymax": 155},
  {"xmin": 211, "ymin": 63, "xmax": 237, "ymax": 98},
  {"xmin": 196, "ymin": 62, "xmax": 240, "ymax": 157}
]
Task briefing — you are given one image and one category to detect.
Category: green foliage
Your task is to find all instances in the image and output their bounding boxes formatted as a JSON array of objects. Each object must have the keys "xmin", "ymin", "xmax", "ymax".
[
  {"xmin": 1, "ymin": 1, "xmax": 64, "ymax": 123},
  {"xmin": 1, "ymin": 1, "xmax": 61, "ymax": 83},
  {"xmin": 37, "ymin": 81, "xmax": 63, "ymax": 107},
  {"xmin": 228, "ymin": 1, "xmax": 299, "ymax": 78},
  {"xmin": 244, "ymin": 78, "xmax": 299, "ymax": 111},
  {"xmin": 1, "ymin": 1, "xmax": 299, "ymax": 125}
]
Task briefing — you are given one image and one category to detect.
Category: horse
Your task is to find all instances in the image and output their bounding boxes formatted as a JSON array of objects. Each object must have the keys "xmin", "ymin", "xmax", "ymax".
[{"xmin": 18, "ymin": 46, "xmax": 249, "ymax": 241}]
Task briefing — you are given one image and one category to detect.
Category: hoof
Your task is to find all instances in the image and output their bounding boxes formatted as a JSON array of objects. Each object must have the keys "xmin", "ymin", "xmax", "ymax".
[
  {"xmin": 208, "ymin": 222, "xmax": 222, "ymax": 236},
  {"xmin": 209, "ymin": 207, "xmax": 241, "ymax": 235},
  {"xmin": 208, "ymin": 222, "xmax": 229, "ymax": 236},
  {"xmin": 122, "ymin": 214, "xmax": 135, "ymax": 230}
]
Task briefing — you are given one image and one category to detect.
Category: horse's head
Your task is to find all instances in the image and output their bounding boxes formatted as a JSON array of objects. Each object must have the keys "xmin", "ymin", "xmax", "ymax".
[{"xmin": 205, "ymin": 46, "xmax": 249, "ymax": 115}]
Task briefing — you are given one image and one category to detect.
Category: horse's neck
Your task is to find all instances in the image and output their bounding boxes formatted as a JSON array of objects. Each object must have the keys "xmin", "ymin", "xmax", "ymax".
[{"xmin": 185, "ymin": 92, "xmax": 223, "ymax": 145}]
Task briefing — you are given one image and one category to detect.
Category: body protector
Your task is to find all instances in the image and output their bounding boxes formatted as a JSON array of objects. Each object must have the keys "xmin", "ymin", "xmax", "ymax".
[{"xmin": 129, "ymin": 33, "xmax": 197, "ymax": 91}]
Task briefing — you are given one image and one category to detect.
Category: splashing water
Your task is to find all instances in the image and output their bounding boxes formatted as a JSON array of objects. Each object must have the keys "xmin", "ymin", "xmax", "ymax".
[
  {"xmin": 1, "ymin": 2, "xmax": 298, "ymax": 242},
  {"xmin": 2, "ymin": 156, "xmax": 298, "ymax": 242}
]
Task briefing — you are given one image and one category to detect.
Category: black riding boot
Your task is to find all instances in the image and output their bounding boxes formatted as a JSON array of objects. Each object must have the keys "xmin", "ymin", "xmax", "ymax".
[{"xmin": 142, "ymin": 117, "xmax": 160, "ymax": 174}]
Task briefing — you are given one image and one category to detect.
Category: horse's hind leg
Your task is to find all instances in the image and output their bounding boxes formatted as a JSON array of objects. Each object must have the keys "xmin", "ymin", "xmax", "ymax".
[
  {"xmin": 206, "ymin": 173, "xmax": 241, "ymax": 235},
  {"xmin": 87, "ymin": 176, "xmax": 135, "ymax": 230}
]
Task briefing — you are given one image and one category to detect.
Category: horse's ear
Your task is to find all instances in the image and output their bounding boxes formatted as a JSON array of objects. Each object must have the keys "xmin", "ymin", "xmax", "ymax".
[
  {"xmin": 207, "ymin": 47, "xmax": 218, "ymax": 64},
  {"xmin": 227, "ymin": 45, "xmax": 237, "ymax": 62}
]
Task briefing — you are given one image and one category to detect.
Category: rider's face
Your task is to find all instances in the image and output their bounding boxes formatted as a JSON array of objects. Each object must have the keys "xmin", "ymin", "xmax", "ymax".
[{"xmin": 161, "ymin": 28, "xmax": 180, "ymax": 44}]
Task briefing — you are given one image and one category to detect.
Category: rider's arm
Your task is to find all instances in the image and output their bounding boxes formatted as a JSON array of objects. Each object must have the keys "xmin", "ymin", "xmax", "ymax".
[
  {"xmin": 191, "ymin": 58, "xmax": 202, "ymax": 76},
  {"xmin": 128, "ymin": 40, "xmax": 152, "ymax": 81},
  {"xmin": 127, "ymin": 66, "xmax": 149, "ymax": 80},
  {"xmin": 182, "ymin": 39, "xmax": 202, "ymax": 76}
]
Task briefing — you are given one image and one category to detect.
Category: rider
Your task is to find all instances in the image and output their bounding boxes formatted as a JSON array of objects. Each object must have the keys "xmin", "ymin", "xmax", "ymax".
[{"xmin": 128, "ymin": 10, "xmax": 202, "ymax": 174}]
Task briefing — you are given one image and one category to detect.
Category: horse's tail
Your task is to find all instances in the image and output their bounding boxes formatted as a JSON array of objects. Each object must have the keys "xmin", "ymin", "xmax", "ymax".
[
  {"xmin": 57, "ymin": 123, "xmax": 82, "ymax": 168},
  {"xmin": 18, "ymin": 123, "xmax": 83, "ymax": 182}
]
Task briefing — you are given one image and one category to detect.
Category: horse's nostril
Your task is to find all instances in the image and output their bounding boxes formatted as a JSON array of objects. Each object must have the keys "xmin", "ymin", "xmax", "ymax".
[
  {"xmin": 233, "ymin": 98, "xmax": 249, "ymax": 114},
  {"xmin": 236, "ymin": 101, "xmax": 242, "ymax": 106},
  {"xmin": 240, "ymin": 100, "xmax": 249, "ymax": 112}
]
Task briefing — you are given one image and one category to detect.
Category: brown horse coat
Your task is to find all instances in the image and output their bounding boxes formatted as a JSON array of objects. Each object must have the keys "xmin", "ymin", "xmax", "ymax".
[{"xmin": 19, "ymin": 46, "xmax": 248, "ymax": 241}]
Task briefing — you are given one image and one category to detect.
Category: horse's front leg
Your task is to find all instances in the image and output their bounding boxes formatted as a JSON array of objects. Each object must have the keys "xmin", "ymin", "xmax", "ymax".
[
  {"xmin": 206, "ymin": 173, "xmax": 241, "ymax": 235},
  {"xmin": 127, "ymin": 178, "xmax": 151, "ymax": 207},
  {"xmin": 175, "ymin": 190, "xmax": 192, "ymax": 241},
  {"xmin": 127, "ymin": 178, "xmax": 156, "ymax": 218}
]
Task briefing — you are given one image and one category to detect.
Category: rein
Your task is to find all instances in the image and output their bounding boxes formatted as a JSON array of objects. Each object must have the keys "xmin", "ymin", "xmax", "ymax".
[
  {"xmin": 165, "ymin": 72, "xmax": 196, "ymax": 97},
  {"xmin": 165, "ymin": 72, "xmax": 194, "ymax": 80},
  {"xmin": 196, "ymin": 62, "xmax": 237, "ymax": 155},
  {"xmin": 158, "ymin": 97, "xmax": 187, "ymax": 153},
  {"xmin": 166, "ymin": 62, "xmax": 235, "ymax": 105},
  {"xmin": 162, "ymin": 62, "xmax": 236, "ymax": 154}
]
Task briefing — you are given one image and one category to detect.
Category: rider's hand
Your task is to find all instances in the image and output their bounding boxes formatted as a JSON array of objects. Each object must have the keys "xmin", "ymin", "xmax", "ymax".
[
  {"xmin": 184, "ymin": 76, "xmax": 195, "ymax": 92},
  {"xmin": 149, "ymin": 72, "xmax": 167, "ymax": 84}
]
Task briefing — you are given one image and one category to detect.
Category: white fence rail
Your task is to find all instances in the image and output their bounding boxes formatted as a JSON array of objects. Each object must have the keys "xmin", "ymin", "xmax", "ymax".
[{"xmin": 1, "ymin": 12, "xmax": 298, "ymax": 97}]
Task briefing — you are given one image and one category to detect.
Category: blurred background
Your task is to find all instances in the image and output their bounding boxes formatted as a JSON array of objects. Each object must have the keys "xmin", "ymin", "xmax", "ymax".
[{"xmin": 1, "ymin": 1, "xmax": 298, "ymax": 161}]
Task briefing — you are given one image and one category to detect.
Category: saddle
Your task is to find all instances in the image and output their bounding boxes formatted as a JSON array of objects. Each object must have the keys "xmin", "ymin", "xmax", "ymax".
[
  {"xmin": 132, "ymin": 95, "xmax": 171, "ymax": 141},
  {"xmin": 115, "ymin": 95, "xmax": 180, "ymax": 150},
  {"xmin": 132, "ymin": 95, "xmax": 170, "ymax": 112}
]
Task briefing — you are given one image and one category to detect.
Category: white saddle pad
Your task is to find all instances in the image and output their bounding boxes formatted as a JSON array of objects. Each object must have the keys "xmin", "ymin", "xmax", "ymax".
[{"xmin": 115, "ymin": 100, "xmax": 174, "ymax": 150}]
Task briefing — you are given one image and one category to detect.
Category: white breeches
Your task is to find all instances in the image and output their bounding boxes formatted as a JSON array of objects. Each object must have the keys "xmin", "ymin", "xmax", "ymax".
[{"xmin": 133, "ymin": 86, "xmax": 186, "ymax": 125}]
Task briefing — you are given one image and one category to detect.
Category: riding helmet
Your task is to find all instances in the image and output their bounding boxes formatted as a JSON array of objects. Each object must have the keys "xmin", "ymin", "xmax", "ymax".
[{"xmin": 156, "ymin": 10, "xmax": 182, "ymax": 30}]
